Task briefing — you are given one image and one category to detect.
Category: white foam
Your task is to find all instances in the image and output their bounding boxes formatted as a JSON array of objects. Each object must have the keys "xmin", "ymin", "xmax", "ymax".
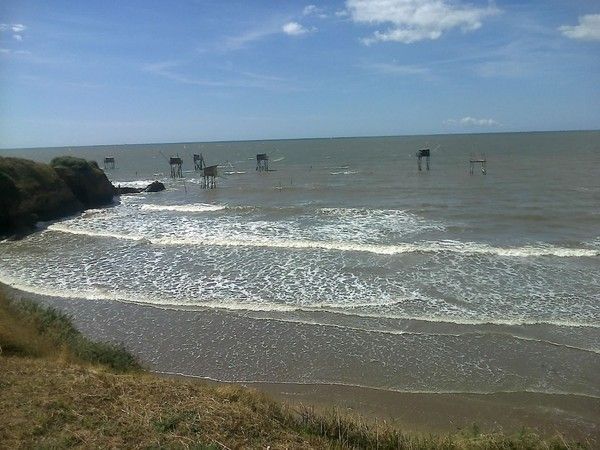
[
  {"xmin": 47, "ymin": 223, "xmax": 145, "ymax": 242},
  {"xmin": 45, "ymin": 224, "xmax": 598, "ymax": 258},
  {"xmin": 141, "ymin": 203, "xmax": 227, "ymax": 213},
  {"xmin": 2, "ymin": 270, "xmax": 598, "ymax": 330},
  {"xmin": 330, "ymin": 170, "xmax": 359, "ymax": 175},
  {"xmin": 245, "ymin": 315, "xmax": 600, "ymax": 353},
  {"xmin": 110, "ymin": 179, "xmax": 158, "ymax": 188},
  {"xmin": 0, "ymin": 272, "xmax": 299, "ymax": 312}
]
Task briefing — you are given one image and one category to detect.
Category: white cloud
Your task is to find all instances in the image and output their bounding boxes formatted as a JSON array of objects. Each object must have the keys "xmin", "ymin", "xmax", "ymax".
[
  {"xmin": 559, "ymin": 14, "xmax": 600, "ymax": 41},
  {"xmin": 11, "ymin": 24, "xmax": 26, "ymax": 33},
  {"xmin": 446, "ymin": 116, "xmax": 500, "ymax": 127},
  {"xmin": 365, "ymin": 61, "xmax": 429, "ymax": 75},
  {"xmin": 0, "ymin": 48, "xmax": 31, "ymax": 56},
  {"xmin": 303, "ymin": 5, "xmax": 318, "ymax": 15},
  {"xmin": 0, "ymin": 23, "xmax": 26, "ymax": 33},
  {"xmin": 303, "ymin": 4, "xmax": 328, "ymax": 18},
  {"xmin": 13, "ymin": 34, "xmax": 23, "ymax": 41},
  {"xmin": 345, "ymin": 0, "xmax": 500, "ymax": 44},
  {"xmin": 143, "ymin": 61, "xmax": 293, "ymax": 91},
  {"xmin": 282, "ymin": 21, "xmax": 311, "ymax": 36}
]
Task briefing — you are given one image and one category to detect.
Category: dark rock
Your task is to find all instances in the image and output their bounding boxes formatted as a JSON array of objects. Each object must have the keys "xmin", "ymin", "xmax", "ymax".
[
  {"xmin": 113, "ymin": 185, "xmax": 144, "ymax": 195},
  {"xmin": 112, "ymin": 181, "xmax": 165, "ymax": 195},
  {"xmin": 50, "ymin": 156, "xmax": 114, "ymax": 208},
  {"xmin": 144, "ymin": 181, "xmax": 165, "ymax": 192},
  {"xmin": 0, "ymin": 157, "xmax": 83, "ymax": 236},
  {"xmin": 0, "ymin": 171, "xmax": 19, "ymax": 232}
]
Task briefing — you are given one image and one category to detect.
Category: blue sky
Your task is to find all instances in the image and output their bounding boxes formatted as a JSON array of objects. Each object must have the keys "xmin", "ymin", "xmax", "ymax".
[{"xmin": 0, "ymin": 0, "xmax": 599, "ymax": 148}]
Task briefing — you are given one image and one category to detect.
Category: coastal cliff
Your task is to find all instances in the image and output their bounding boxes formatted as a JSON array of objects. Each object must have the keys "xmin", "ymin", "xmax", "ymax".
[
  {"xmin": 50, "ymin": 156, "xmax": 114, "ymax": 208},
  {"xmin": 0, "ymin": 156, "xmax": 114, "ymax": 237}
]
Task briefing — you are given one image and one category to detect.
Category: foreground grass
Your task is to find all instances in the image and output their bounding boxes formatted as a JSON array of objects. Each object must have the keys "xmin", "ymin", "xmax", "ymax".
[
  {"xmin": 0, "ymin": 291, "xmax": 141, "ymax": 372},
  {"xmin": 0, "ymin": 291, "xmax": 590, "ymax": 449}
]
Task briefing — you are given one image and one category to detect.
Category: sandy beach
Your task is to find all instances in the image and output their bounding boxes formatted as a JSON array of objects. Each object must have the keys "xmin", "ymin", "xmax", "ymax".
[{"xmin": 3, "ymin": 282, "xmax": 598, "ymax": 444}]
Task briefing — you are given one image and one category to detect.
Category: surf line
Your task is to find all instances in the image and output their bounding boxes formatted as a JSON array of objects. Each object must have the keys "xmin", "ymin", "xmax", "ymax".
[{"xmin": 45, "ymin": 225, "xmax": 599, "ymax": 258}]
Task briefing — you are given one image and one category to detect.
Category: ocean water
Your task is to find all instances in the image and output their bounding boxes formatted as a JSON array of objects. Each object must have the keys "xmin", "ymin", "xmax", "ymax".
[{"xmin": 1, "ymin": 131, "xmax": 599, "ymax": 395}]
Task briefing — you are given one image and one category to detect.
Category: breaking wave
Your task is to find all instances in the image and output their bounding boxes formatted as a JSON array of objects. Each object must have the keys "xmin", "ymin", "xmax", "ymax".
[
  {"xmin": 141, "ymin": 203, "xmax": 227, "ymax": 213},
  {"xmin": 45, "ymin": 224, "xmax": 598, "ymax": 257}
]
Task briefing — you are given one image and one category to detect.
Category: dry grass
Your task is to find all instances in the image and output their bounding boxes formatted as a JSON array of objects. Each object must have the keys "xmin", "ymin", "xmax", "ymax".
[
  {"xmin": 0, "ymin": 357, "xmax": 326, "ymax": 449},
  {"xmin": 2, "ymin": 357, "xmax": 587, "ymax": 450}
]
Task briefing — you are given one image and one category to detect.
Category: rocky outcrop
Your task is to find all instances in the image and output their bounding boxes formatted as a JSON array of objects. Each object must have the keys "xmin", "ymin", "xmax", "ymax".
[
  {"xmin": 0, "ymin": 157, "xmax": 83, "ymax": 236},
  {"xmin": 143, "ymin": 181, "xmax": 165, "ymax": 193},
  {"xmin": 113, "ymin": 185, "xmax": 144, "ymax": 195},
  {"xmin": 0, "ymin": 156, "xmax": 168, "ymax": 238},
  {"xmin": 0, "ymin": 156, "xmax": 113, "ymax": 238},
  {"xmin": 113, "ymin": 181, "xmax": 165, "ymax": 195},
  {"xmin": 50, "ymin": 157, "xmax": 114, "ymax": 208}
]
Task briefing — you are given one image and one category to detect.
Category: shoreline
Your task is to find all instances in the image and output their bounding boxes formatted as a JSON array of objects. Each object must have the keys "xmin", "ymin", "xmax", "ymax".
[
  {"xmin": 159, "ymin": 373, "xmax": 599, "ymax": 442},
  {"xmin": 1, "ymin": 281, "xmax": 598, "ymax": 442}
]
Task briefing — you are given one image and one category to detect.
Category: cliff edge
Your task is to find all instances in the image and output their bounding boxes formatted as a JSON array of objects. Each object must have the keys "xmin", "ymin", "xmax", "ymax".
[{"xmin": 0, "ymin": 156, "xmax": 114, "ymax": 237}]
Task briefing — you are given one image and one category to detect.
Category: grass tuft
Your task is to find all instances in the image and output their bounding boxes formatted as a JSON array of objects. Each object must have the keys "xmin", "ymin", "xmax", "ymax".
[{"xmin": 0, "ymin": 290, "xmax": 142, "ymax": 372}]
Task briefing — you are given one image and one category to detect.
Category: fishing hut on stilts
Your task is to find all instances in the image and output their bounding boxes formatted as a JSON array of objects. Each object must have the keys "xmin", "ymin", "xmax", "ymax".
[
  {"xmin": 202, "ymin": 165, "xmax": 218, "ymax": 189},
  {"xmin": 469, "ymin": 154, "xmax": 487, "ymax": 175},
  {"xmin": 193, "ymin": 153, "xmax": 205, "ymax": 172},
  {"xmin": 256, "ymin": 153, "xmax": 269, "ymax": 172},
  {"xmin": 416, "ymin": 149, "xmax": 430, "ymax": 171},
  {"xmin": 169, "ymin": 156, "xmax": 183, "ymax": 178},
  {"xmin": 103, "ymin": 156, "xmax": 115, "ymax": 170}
]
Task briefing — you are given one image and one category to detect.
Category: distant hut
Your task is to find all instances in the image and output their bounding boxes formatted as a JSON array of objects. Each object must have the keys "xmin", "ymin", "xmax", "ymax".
[
  {"xmin": 103, "ymin": 156, "xmax": 115, "ymax": 170},
  {"xmin": 202, "ymin": 165, "xmax": 218, "ymax": 188},
  {"xmin": 416, "ymin": 149, "xmax": 430, "ymax": 171},
  {"xmin": 469, "ymin": 154, "xmax": 487, "ymax": 175},
  {"xmin": 256, "ymin": 153, "xmax": 269, "ymax": 172},
  {"xmin": 169, "ymin": 156, "xmax": 183, "ymax": 178},
  {"xmin": 193, "ymin": 153, "xmax": 204, "ymax": 172}
]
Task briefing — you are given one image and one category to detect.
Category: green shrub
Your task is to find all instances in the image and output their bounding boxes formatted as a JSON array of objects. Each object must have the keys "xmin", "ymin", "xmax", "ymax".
[
  {"xmin": 50, "ymin": 156, "xmax": 98, "ymax": 172},
  {"xmin": 0, "ymin": 292, "xmax": 142, "ymax": 372}
]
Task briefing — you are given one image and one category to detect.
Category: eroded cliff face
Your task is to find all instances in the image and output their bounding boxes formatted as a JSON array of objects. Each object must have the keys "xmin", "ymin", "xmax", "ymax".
[
  {"xmin": 0, "ymin": 156, "xmax": 113, "ymax": 237},
  {"xmin": 50, "ymin": 157, "xmax": 114, "ymax": 208}
]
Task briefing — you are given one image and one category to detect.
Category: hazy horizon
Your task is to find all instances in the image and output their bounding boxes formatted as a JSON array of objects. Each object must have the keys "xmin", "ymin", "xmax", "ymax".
[{"xmin": 2, "ymin": 127, "xmax": 599, "ymax": 152}]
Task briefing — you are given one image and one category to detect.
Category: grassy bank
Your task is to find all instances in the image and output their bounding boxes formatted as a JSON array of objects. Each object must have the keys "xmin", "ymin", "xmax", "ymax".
[
  {"xmin": 0, "ymin": 290, "xmax": 141, "ymax": 372},
  {"xmin": 0, "ymin": 290, "xmax": 590, "ymax": 449}
]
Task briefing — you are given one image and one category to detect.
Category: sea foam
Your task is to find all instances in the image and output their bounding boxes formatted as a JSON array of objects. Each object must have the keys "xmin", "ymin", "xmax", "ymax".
[
  {"xmin": 141, "ymin": 203, "xmax": 227, "ymax": 213},
  {"xmin": 45, "ymin": 225, "xmax": 599, "ymax": 258}
]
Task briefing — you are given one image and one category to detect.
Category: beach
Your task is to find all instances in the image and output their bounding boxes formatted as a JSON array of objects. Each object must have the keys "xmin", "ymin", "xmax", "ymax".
[
  {"xmin": 3, "ymin": 282, "xmax": 598, "ymax": 443},
  {"xmin": 1, "ymin": 131, "xmax": 599, "ymax": 442}
]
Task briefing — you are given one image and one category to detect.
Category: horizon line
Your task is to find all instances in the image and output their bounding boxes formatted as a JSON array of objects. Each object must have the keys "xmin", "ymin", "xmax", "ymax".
[{"xmin": 1, "ymin": 128, "xmax": 598, "ymax": 152}]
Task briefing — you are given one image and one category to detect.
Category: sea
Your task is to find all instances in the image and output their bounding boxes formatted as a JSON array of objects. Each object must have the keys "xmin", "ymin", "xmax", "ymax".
[{"xmin": 1, "ymin": 130, "xmax": 599, "ymax": 396}]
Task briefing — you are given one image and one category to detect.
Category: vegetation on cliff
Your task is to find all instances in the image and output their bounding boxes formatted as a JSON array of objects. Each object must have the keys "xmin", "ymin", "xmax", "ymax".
[
  {"xmin": 0, "ymin": 157, "xmax": 82, "ymax": 234},
  {"xmin": 0, "ymin": 156, "xmax": 114, "ymax": 237},
  {"xmin": 0, "ymin": 290, "xmax": 588, "ymax": 449}
]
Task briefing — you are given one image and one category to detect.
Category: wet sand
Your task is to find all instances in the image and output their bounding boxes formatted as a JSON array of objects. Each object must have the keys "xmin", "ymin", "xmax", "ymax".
[
  {"xmin": 156, "ymin": 372, "xmax": 600, "ymax": 442},
  {"xmin": 2, "ymin": 283, "xmax": 599, "ymax": 443},
  {"xmin": 251, "ymin": 383, "xmax": 599, "ymax": 442}
]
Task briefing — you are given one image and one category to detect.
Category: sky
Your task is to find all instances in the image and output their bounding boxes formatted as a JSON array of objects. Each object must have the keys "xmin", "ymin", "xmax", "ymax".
[{"xmin": 0, "ymin": 0, "xmax": 599, "ymax": 148}]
